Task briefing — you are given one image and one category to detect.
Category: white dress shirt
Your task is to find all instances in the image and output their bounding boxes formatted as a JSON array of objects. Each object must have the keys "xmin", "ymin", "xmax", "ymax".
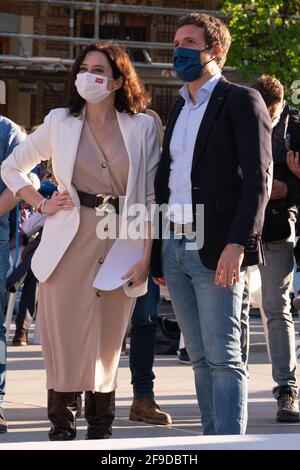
[{"xmin": 168, "ymin": 73, "xmax": 221, "ymax": 223}]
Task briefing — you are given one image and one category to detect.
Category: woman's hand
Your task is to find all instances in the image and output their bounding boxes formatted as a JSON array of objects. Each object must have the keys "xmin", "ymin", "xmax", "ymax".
[
  {"xmin": 121, "ymin": 258, "xmax": 150, "ymax": 288},
  {"xmin": 43, "ymin": 190, "xmax": 75, "ymax": 215}
]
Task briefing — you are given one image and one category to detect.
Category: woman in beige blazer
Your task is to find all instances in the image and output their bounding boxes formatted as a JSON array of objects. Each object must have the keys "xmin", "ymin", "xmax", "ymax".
[{"xmin": 1, "ymin": 43, "xmax": 160, "ymax": 441}]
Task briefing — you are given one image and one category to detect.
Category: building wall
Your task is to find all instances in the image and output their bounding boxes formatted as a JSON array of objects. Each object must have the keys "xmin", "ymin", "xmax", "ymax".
[
  {"xmin": 0, "ymin": 0, "xmax": 224, "ymax": 126},
  {"xmin": 0, "ymin": 0, "xmax": 223, "ymax": 59}
]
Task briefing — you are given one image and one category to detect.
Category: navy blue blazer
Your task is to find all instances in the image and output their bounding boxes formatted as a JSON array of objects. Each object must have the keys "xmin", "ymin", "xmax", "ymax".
[{"xmin": 151, "ymin": 76, "xmax": 273, "ymax": 277}]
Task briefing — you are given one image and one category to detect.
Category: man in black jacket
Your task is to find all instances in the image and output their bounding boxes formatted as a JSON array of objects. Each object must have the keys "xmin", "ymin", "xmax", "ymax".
[
  {"xmin": 250, "ymin": 75, "xmax": 300, "ymax": 423},
  {"xmin": 151, "ymin": 13, "xmax": 272, "ymax": 435}
]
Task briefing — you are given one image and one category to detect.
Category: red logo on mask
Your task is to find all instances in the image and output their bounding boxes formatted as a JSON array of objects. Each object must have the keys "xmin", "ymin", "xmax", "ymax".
[{"xmin": 95, "ymin": 77, "xmax": 104, "ymax": 84}]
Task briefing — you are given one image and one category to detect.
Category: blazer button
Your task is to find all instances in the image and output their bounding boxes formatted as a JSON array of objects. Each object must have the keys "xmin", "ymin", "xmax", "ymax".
[
  {"xmin": 99, "ymin": 257, "xmax": 104, "ymax": 264},
  {"xmin": 102, "ymin": 162, "xmax": 107, "ymax": 168},
  {"xmin": 96, "ymin": 290, "xmax": 102, "ymax": 297}
]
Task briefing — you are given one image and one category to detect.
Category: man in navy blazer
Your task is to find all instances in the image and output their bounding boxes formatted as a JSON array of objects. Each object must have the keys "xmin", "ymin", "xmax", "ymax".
[{"xmin": 151, "ymin": 13, "xmax": 272, "ymax": 435}]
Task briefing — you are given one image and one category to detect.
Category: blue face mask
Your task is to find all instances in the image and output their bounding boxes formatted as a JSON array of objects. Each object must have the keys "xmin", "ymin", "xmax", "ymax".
[{"xmin": 173, "ymin": 46, "xmax": 211, "ymax": 82}]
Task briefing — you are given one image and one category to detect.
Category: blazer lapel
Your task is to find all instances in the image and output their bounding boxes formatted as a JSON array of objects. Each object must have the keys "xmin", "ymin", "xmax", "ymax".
[
  {"xmin": 192, "ymin": 77, "xmax": 231, "ymax": 170},
  {"xmin": 59, "ymin": 108, "xmax": 86, "ymax": 207},
  {"xmin": 57, "ymin": 109, "xmax": 140, "ymax": 212},
  {"xmin": 116, "ymin": 111, "xmax": 141, "ymax": 210}
]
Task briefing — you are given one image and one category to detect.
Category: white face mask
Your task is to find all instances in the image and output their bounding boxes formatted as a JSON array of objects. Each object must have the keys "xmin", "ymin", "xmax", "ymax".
[{"xmin": 75, "ymin": 72, "xmax": 114, "ymax": 104}]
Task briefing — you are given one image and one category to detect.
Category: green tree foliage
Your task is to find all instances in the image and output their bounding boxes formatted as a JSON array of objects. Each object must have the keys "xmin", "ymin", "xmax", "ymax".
[{"xmin": 221, "ymin": 0, "xmax": 300, "ymax": 104}]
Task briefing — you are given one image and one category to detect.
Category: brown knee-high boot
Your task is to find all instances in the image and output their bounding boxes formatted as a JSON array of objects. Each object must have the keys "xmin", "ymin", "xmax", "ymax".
[
  {"xmin": 48, "ymin": 389, "xmax": 78, "ymax": 441},
  {"xmin": 85, "ymin": 390, "xmax": 115, "ymax": 439}
]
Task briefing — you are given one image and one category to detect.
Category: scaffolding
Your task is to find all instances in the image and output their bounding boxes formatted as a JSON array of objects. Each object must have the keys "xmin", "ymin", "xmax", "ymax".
[
  {"xmin": 0, "ymin": 0, "xmax": 224, "ymax": 66},
  {"xmin": 0, "ymin": 1, "xmax": 298, "ymax": 68},
  {"xmin": 1, "ymin": 0, "xmax": 223, "ymax": 19},
  {"xmin": 0, "ymin": 1, "xmax": 234, "ymax": 125}
]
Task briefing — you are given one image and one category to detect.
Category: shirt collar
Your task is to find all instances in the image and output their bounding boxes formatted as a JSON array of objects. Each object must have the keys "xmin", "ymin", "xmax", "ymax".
[{"xmin": 179, "ymin": 73, "xmax": 222, "ymax": 109}]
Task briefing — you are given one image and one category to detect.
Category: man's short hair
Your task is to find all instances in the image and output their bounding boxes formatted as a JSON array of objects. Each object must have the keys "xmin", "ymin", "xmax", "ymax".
[
  {"xmin": 252, "ymin": 75, "xmax": 284, "ymax": 108},
  {"xmin": 176, "ymin": 13, "xmax": 232, "ymax": 68}
]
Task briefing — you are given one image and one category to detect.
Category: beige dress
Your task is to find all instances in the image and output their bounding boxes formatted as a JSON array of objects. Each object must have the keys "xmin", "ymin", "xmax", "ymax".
[{"xmin": 38, "ymin": 120, "xmax": 136, "ymax": 393}]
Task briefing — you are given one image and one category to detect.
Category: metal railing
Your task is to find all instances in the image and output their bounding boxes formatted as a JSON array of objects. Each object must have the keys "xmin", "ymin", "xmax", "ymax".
[
  {"xmin": 0, "ymin": 53, "xmax": 178, "ymax": 69},
  {"xmin": 0, "ymin": 32, "xmax": 173, "ymax": 50},
  {"xmin": 0, "ymin": 0, "xmax": 224, "ymax": 18},
  {"xmin": 0, "ymin": 0, "xmax": 224, "ymax": 67},
  {"xmin": 2, "ymin": 0, "xmax": 298, "ymax": 21}
]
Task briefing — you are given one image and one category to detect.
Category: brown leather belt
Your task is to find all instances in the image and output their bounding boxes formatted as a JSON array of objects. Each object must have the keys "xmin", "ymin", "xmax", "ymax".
[
  {"xmin": 77, "ymin": 190, "xmax": 120, "ymax": 214},
  {"xmin": 169, "ymin": 221, "xmax": 195, "ymax": 235}
]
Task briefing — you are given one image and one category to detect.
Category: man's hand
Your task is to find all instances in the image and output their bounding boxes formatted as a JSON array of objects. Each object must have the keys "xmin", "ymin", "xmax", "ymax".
[
  {"xmin": 153, "ymin": 277, "xmax": 166, "ymax": 287},
  {"xmin": 215, "ymin": 244, "xmax": 244, "ymax": 287},
  {"xmin": 287, "ymin": 151, "xmax": 300, "ymax": 180},
  {"xmin": 270, "ymin": 178, "xmax": 288, "ymax": 200}
]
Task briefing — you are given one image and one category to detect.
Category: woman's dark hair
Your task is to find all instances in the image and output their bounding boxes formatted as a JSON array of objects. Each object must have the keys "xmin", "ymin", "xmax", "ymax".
[{"xmin": 67, "ymin": 43, "xmax": 151, "ymax": 116}]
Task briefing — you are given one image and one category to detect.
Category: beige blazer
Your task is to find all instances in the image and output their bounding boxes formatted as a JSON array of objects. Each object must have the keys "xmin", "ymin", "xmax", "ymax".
[{"xmin": 1, "ymin": 107, "xmax": 160, "ymax": 297}]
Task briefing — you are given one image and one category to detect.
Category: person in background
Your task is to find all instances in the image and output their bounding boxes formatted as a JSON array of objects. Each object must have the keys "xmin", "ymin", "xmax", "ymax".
[
  {"xmin": 129, "ymin": 107, "xmax": 172, "ymax": 426},
  {"xmin": 285, "ymin": 115, "xmax": 300, "ymax": 310},
  {"xmin": 0, "ymin": 115, "xmax": 25, "ymax": 433},
  {"xmin": 11, "ymin": 182, "xmax": 57, "ymax": 346},
  {"xmin": 247, "ymin": 75, "xmax": 300, "ymax": 423},
  {"xmin": 8, "ymin": 173, "xmax": 40, "ymax": 264}
]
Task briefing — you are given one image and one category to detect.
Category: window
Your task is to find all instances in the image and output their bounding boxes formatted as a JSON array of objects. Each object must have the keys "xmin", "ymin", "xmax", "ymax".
[{"xmin": 79, "ymin": 12, "xmax": 149, "ymax": 62}]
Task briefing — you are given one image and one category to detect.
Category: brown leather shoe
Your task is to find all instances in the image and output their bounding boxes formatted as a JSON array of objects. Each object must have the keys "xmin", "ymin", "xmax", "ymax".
[{"xmin": 129, "ymin": 398, "xmax": 172, "ymax": 425}]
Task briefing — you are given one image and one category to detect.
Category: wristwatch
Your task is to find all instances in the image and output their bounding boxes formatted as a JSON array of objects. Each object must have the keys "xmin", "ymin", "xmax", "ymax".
[{"xmin": 230, "ymin": 243, "xmax": 245, "ymax": 253}]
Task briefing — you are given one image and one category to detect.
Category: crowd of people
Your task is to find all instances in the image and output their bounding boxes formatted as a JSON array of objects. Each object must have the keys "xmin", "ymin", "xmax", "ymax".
[{"xmin": 0, "ymin": 11, "xmax": 299, "ymax": 440}]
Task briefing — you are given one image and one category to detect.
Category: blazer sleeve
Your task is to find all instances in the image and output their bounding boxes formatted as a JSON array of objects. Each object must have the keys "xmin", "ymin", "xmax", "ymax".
[
  {"xmin": 227, "ymin": 88, "xmax": 273, "ymax": 246},
  {"xmin": 1, "ymin": 110, "xmax": 54, "ymax": 197},
  {"xmin": 144, "ymin": 118, "xmax": 161, "ymax": 222},
  {"xmin": 145, "ymin": 109, "xmax": 164, "ymax": 149}
]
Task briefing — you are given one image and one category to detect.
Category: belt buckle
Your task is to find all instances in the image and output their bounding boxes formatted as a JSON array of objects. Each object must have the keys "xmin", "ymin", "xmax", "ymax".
[
  {"xmin": 174, "ymin": 223, "xmax": 194, "ymax": 236},
  {"xmin": 95, "ymin": 193, "xmax": 116, "ymax": 214},
  {"xmin": 174, "ymin": 223, "xmax": 184, "ymax": 236}
]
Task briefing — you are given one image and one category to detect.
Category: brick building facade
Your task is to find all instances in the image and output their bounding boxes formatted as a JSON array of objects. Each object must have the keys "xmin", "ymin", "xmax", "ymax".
[{"xmin": 0, "ymin": 0, "xmax": 224, "ymax": 127}]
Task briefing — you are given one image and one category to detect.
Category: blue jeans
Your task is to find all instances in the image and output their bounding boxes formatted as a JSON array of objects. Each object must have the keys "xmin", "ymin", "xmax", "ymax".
[
  {"xmin": 0, "ymin": 241, "xmax": 9, "ymax": 406},
  {"xmin": 162, "ymin": 233, "xmax": 247, "ymax": 435},
  {"xmin": 130, "ymin": 276, "xmax": 160, "ymax": 399}
]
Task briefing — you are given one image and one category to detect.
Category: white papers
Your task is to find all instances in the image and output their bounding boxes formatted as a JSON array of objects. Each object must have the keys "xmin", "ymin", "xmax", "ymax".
[{"xmin": 93, "ymin": 239, "xmax": 144, "ymax": 291}]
